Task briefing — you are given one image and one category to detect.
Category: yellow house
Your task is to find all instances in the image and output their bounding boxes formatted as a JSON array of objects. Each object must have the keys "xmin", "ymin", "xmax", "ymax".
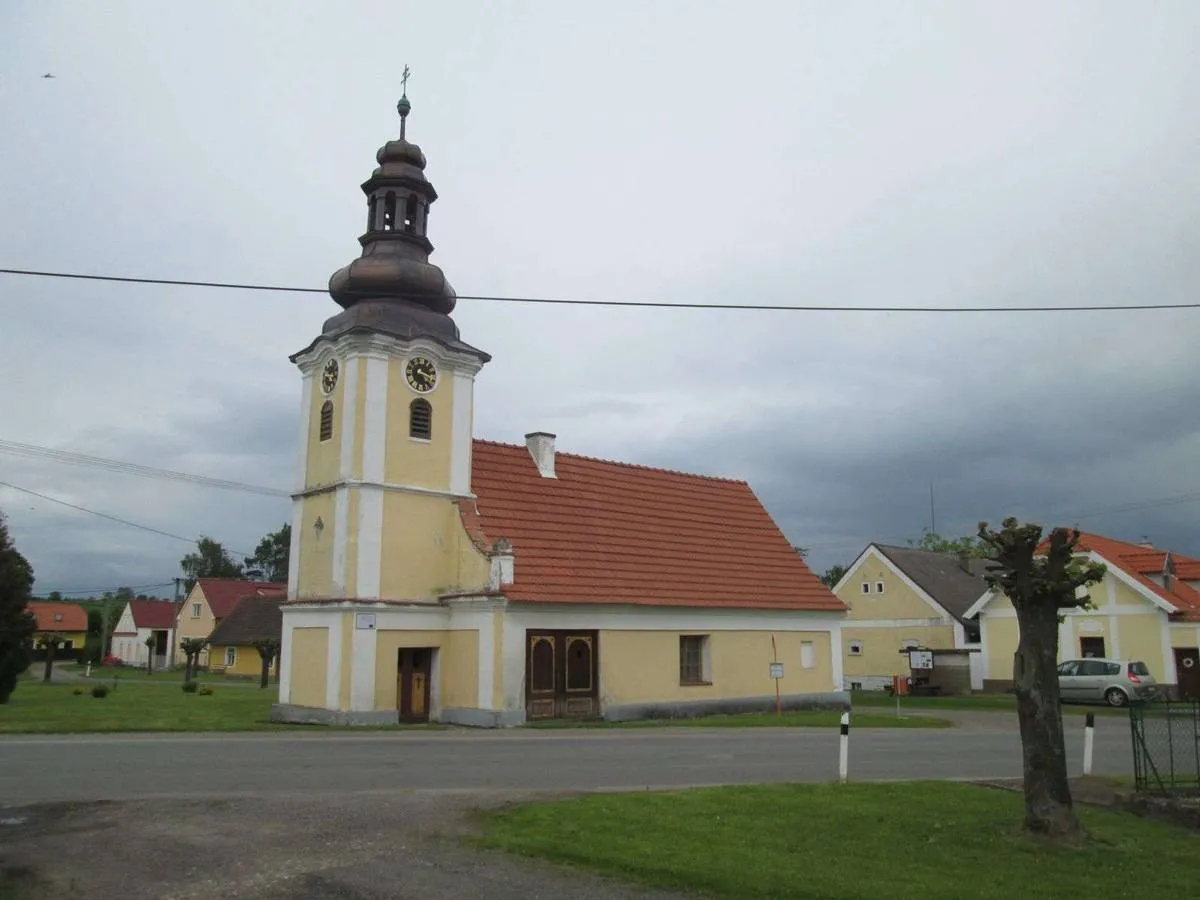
[
  {"xmin": 28, "ymin": 601, "xmax": 89, "ymax": 661},
  {"xmin": 174, "ymin": 578, "xmax": 285, "ymax": 668},
  {"xmin": 273, "ymin": 95, "xmax": 849, "ymax": 727},
  {"xmin": 206, "ymin": 593, "xmax": 284, "ymax": 678},
  {"xmin": 833, "ymin": 544, "xmax": 986, "ymax": 692},
  {"xmin": 965, "ymin": 532, "xmax": 1200, "ymax": 702}
]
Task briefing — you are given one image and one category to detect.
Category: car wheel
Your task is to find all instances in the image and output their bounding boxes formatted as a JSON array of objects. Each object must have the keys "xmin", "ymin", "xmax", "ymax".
[{"xmin": 1105, "ymin": 688, "xmax": 1128, "ymax": 708}]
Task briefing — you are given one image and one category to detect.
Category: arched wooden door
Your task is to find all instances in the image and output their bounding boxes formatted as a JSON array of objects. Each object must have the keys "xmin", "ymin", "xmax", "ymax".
[{"xmin": 525, "ymin": 629, "xmax": 599, "ymax": 719}]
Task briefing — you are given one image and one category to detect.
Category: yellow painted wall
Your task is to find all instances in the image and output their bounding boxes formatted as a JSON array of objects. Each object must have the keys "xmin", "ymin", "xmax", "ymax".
[
  {"xmin": 1111, "ymin": 579, "xmax": 1147, "ymax": 608},
  {"xmin": 345, "ymin": 489, "xmax": 360, "ymax": 597},
  {"xmin": 378, "ymin": 493, "xmax": 491, "ymax": 599},
  {"xmin": 175, "ymin": 584, "xmax": 216, "ymax": 662},
  {"xmin": 384, "ymin": 357, "xmax": 454, "ymax": 489},
  {"xmin": 305, "ymin": 359, "xmax": 345, "ymax": 489},
  {"xmin": 46, "ymin": 630, "xmax": 89, "ymax": 651},
  {"xmin": 290, "ymin": 627, "xmax": 328, "ymax": 708},
  {"xmin": 842, "ymin": 625, "xmax": 956, "ymax": 678},
  {"xmin": 599, "ymin": 630, "xmax": 832, "ymax": 704},
  {"xmin": 352, "ymin": 357, "xmax": 367, "ymax": 480},
  {"xmin": 983, "ymin": 617, "xmax": 1020, "ymax": 681},
  {"xmin": 371, "ymin": 628, "xmax": 479, "ymax": 712},
  {"xmin": 296, "ymin": 491, "xmax": 336, "ymax": 599},
  {"xmin": 1116, "ymin": 614, "xmax": 1167, "ymax": 671},
  {"xmin": 1171, "ymin": 625, "xmax": 1200, "ymax": 648},
  {"xmin": 836, "ymin": 557, "xmax": 949, "ymax": 622},
  {"xmin": 209, "ymin": 644, "xmax": 277, "ymax": 677}
]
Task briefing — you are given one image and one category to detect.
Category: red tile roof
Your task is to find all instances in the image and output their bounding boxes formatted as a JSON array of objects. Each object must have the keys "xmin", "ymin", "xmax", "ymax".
[
  {"xmin": 27, "ymin": 601, "xmax": 88, "ymax": 632},
  {"xmin": 1039, "ymin": 532, "xmax": 1200, "ymax": 621},
  {"xmin": 461, "ymin": 440, "xmax": 844, "ymax": 612},
  {"xmin": 128, "ymin": 599, "xmax": 178, "ymax": 630},
  {"xmin": 196, "ymin": 579, "xmax": 285, "ymax": 619}
]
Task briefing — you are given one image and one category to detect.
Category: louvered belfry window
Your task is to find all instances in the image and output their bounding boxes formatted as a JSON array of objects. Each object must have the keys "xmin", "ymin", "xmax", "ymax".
[
  {"xmin": 410, "ymin": 399, "xmax": 432, "ymax": 440},
  {"xmin": 319, "ymin": 400, "xmax": 334, "ymax": 442}
]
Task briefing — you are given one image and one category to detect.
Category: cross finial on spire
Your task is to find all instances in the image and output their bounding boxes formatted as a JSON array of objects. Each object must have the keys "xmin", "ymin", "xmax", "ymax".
[{"xmin": 397, "ymin": 64, "xmax": 413, "ymax": 139}]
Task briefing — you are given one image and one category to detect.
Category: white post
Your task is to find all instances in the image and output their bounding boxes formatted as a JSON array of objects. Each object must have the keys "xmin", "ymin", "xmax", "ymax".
[
  {"xmin": 85, "ymin": 662, "xmax": 92, "ymax": 678},
  {"xmin": 838, "ymin": 712, "xmax": 850, "ymax": 783},
  {"xmin": 1082, "ymin": 712, "xmax": 1095, "ymax": 776}
]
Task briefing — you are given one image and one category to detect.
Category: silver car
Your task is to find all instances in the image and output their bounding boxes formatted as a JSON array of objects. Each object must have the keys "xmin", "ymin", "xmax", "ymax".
[{"xmin": 1056, "ymin": 658, "xmax": 1159, "ymax": 707}]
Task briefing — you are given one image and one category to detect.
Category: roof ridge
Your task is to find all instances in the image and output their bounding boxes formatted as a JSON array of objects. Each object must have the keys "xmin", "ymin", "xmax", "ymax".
[{"xmin": 472, "ymin": 438, "xmax": 749, "ymax": 485}]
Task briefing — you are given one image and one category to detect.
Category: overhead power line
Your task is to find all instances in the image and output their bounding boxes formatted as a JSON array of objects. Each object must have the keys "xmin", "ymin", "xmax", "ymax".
[
  {"xmin": 2, "ymin": 267, "xmax": 1198, "ymax": 313},
  {"xmin": 0, "ymin": 438, "xmax": 289, "ymax": 498},
  {"xmin": 38, "ymin": 581, "xmax": 177, "ymax": 597},
  {"xmin": 0, "ymin": 479, "xmax": 255, "ymax": 557}
]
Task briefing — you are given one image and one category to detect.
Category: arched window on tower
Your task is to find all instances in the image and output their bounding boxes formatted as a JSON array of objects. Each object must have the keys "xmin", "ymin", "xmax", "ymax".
[
  {"xmin": 319, "ymin": 400, "xmax": 334, "ymax": 442},
  {"xmin": 367, "ymin": 195, "xmax": 378, "ymax": 231},
  {"xmin": 409, "ymin": 399, "xmax": 432, "ymax": 440},
  {"xmin": 404, "ymin": 194, "xmax": 417, "ymax": 232},
  {"xmin": 383, "ymin": 192, "xmax": 396, "ymax": 231}
]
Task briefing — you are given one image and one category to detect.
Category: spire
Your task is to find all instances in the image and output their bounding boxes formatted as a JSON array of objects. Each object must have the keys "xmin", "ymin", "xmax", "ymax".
[{"xmin": 326, "ymin": 66, "xmax": 457, "ymax": 319}]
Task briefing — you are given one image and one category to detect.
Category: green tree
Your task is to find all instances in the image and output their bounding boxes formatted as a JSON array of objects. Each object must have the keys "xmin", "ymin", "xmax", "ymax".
[
  {"xmin": 820, "ymin": 564, "xmax": 848, "ymax": 588},
  {"xmin": 908, "ymin": 528, "xmax": 989, "ymax": 558},
  {"xmin": 252, "ymin": 638, "xmax": 281, "ymax": 689},
  {"xmin": 0, "ymin": 510, "xmax": 37, "ymax": 703},
  {"xmin": 47, "ymin": 590, "xmax": 62, "ymax": 602},
  {"xmin": 180, "ymin": 536, "xmax": 243, "ymax": 592},
  {"xmin": 246, "ymin": 524, "xmax": 291, "ymax": 583},
  {"xmin": 976, "ymin": 518, "xmax": 1106, "ymax": 839}
]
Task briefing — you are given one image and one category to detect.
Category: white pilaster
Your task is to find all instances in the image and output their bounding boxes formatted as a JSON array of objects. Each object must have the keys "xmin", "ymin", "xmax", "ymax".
[
  {"xmin": 339, "ymin": 355, "xmax": 359, "ymax": 480},
  {"xmin": 325, "ymin": 613, "xmax": 344, "ymax": 710},
  {"xmin": 450, "ymin": 369, "xmax": 475, "ymax": 495},
  {"xmin": 357, "ymin": 487, "xmax": 384, "ymax": 599},
  {"xmin": 350, "ymin": 620, "xmax": 378, "ymax": 711},
  {"xmin": 278, "ymin": 617, "xmax": 293, "ymax": 702},
  {"xmin": 362, "ymin": 356, "xmax": 388, "ymax": 482},
  {"xmin": 332, "ymin": 488, "xmax": 349, "ymax": 595},
  {"xmin": 1059, "ymin": 614, "xmax": 1075, "ymax": 659},
  {"xmin": 286, "ymin": 497, "xmax": 303, "ymax": 600},
  {"xmin": 477, "ymin": 612, "xmax": 496, "ymax": 710},
  {"xmin": 294, "ymin": 373, "xmax": 313, "ymax": 490}
]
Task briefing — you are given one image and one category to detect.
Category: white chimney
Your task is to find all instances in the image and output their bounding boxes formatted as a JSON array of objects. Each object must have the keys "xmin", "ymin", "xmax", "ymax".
[{"xmin": 525, "ymin": 431, "xmax": 557, "ymax": 478}]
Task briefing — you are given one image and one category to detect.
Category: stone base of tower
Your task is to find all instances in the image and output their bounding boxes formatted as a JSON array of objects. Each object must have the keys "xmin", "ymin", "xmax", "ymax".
[{"xmin": 272, "ymin": 597, "xmax": 522, "ymax": 729}]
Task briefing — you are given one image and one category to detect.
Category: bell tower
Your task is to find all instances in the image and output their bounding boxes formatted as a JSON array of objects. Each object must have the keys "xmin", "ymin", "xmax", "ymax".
[{"xmin": 288, "ymin": 84, "xmax": 490, "ymax": 603}]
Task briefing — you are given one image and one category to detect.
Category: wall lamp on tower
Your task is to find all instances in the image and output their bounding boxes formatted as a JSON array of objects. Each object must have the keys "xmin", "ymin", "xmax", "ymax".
[{"xmin": 313, "ymin": 516, "xmax": 325, "ymax": 540}]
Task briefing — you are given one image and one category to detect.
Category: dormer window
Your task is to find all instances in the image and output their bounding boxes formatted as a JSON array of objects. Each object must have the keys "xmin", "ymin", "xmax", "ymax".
[
  {"xmin": 319, "ymin": 400, "xmax": 334, "ymax": 442},
  {"xmin": 53, "ymin": 613, "xmax": 63, "ymax": 622}
]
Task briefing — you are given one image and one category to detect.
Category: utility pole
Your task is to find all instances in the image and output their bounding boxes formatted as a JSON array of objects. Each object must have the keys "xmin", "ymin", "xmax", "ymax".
[{"xmin": 172, "ymin": 577, "xmax": 185, "ymax": 668}]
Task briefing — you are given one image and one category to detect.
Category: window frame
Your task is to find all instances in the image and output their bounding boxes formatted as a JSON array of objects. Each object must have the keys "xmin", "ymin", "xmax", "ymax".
[
  {"xmin": 224, "ymin": 646, "xmax": 236, "ymax": 667},
  {"xmin": 860, "ymin": 582, "xmax": 871, "ymax": 595},
  {"xmin": 875, "ymin": 581, "xmax": 885, "ymax": 593},
  {"xmin": 800, "ymin": 640, "xmax": 815, "ymax": 669},
  {"xmin": 319, "ymin": 399, "xmax": 334, "ymax": 442},
  {"xmin": 679, "ymin": 634, "xmax": 712, "ymax": 686},
  {"xmin": 191, "ymin": 603, "xmax": 202, "ymax": 618},
  {"xmin": 848, "ymin": 640, "xmax": 864, "ymax": 657},
  {"xmin": 409, "ymin": 398, "xmax": 433, "ymax": 441}
]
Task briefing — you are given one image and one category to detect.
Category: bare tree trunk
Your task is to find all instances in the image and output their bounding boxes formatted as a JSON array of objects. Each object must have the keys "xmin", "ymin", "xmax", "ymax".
[
  {"xmin": 1012, "ymin": 600, "xmax": 1080, "ymax": 838},
  {"xmin": 42, "ymin": 642, "xmax": 56, "ymax": 682},
  {"xmin": 260, "ymin": 654, "xmax": 271, "ymax": 689}
]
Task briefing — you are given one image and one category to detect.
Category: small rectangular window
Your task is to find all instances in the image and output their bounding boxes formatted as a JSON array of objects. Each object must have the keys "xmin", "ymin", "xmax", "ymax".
[
  {"xmin": 860, "ymin": 582, "xmax": 870, "ymax": 595},
  {"xmin": 800, "ymin": 641, "xmax": 815, "ymax": 669},
  {"xmin": 410, "ymin": 399, "xmax": 432, "ymax": 440},
  {"xmin": 848, "ymin": 640, "xmax": 863, "ymax": 657},
  {"xmin": 679, "ymin": 635, "xmax": 710, "ymax": 685},
  {"xmin": 1079, "ymin": 636, "xmax": 1105, "ymax": 658},
  {"xmin": 319, "ymin": 400, "xmax": 334, "ymax": 442},
  {"xmin": 875, "ymin": 581, "xmax": 885, "ymax": 593},
  {"xmin": 191, "ymin": 603, "xmax": 201, "ymax": 618},
  {"xmin": 225, "ymin": 647, "xmax": 236, "ymax": 667}
]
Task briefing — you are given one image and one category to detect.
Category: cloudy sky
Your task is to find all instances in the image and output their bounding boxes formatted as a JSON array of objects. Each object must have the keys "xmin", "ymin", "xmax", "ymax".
[{"xmin": 2, "ymin": 1, "xmax": 1198, "ymax": 596}]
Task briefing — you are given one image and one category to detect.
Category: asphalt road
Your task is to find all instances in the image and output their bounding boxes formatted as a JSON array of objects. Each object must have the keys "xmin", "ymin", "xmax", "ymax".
[{"xmin": 0, "ymin": 712, "xmax": 1134, "ymax": 805}]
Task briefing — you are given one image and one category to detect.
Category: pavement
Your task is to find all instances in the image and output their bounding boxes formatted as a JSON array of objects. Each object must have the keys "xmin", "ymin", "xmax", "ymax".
[{"xmin": 0, "ymin": 711, "xmax": 1135, "ymax": 899}]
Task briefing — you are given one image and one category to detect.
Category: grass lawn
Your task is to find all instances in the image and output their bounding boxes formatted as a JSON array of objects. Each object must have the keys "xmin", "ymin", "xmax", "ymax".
[
  {"xmin": 526, "ymin": 710, "xmax": 951, "ymax": 729},
  {"xmin": 851, "ymin": 691, "xmax": 1126, "ymax": 717},
  {"xmin": 479, "ymin": 781, "xmax": 1198, "ymax": 899}
]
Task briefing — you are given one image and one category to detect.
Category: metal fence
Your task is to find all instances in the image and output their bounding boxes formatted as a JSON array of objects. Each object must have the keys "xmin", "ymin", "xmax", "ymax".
[{"xmin": 1130, "ymin": 700, "xmax": 1200, "ymax": 795}]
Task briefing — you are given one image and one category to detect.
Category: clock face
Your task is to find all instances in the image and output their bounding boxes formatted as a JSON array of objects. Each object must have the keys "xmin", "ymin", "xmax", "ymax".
[
  {"xmin": 321, "ymin": 359, "xmax": 339, "ymax": 395},
  {"xmin": 406, "ymin": 356, "xmax": 438, "ymax": 393}
]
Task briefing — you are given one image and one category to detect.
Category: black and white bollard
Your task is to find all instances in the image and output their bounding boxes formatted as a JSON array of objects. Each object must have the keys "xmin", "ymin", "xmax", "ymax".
[
  {"xmin": 839, "ymin": 712, "xmax": 850, "ymax": 783},
  {"xmin": 1082, "ymin": 712, "xmax": 1095, "ymax": 776}
]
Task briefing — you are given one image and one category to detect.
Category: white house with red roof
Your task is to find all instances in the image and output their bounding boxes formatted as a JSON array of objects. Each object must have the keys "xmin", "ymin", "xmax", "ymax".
[
  {"xmin": 272, "ymin": 96, "xmax": 849, "ymax": 727},
  {"xmin": 111, "ymin": 599, "xmax": 179, "ymax": 669},
  {"xmin": 965, "ymin": 532, "xmax": 1200, "ymax": 700}
]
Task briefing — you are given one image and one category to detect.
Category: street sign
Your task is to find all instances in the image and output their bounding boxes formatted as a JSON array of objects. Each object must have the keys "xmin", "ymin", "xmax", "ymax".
[{"xmin": 769, "ymin": 662, "xmax": 784, "ymax": 679}]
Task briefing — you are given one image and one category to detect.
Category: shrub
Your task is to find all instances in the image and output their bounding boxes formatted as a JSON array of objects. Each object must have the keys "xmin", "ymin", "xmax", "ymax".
[
  {"xmin": 91, "ymin": 685, "xmax": 109, "ymax": 699},
  {"xmin": 198, "ymin": 686, "xmax": 214, "ymax": 696},
  {"xmin": 181, "ymin": 680, "xmax": 199, "ymax": 693},
  {"xmin": 72, "ymin": 686, "xmax": 84, "ymax": 696}
]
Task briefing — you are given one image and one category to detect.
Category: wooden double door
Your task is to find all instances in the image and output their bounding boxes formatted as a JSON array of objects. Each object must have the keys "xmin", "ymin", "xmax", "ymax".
[
  {"xmin": 397, "ymin": 648, "xmax": 432, "ymax": 723},
  {"xmin": 526, "ymin": 629, "xmax": 599, "ymax": 719}
]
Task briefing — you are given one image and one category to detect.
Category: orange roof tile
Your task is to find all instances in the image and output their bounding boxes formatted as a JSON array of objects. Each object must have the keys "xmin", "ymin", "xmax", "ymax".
[
  {"xmin": 1037, "ymin": 531, "xmax": 1200, "ymax": 622},
  {"xmin": 464, "ymin": 440, "xmax": 844, "ymax": 612},
  {"xmin": 28, "ymin": 601, "xmax": 88, "ymax": 632},
  {"xmin": 196, "ymin": 579, "xmax": 285, "ymax": 619}
]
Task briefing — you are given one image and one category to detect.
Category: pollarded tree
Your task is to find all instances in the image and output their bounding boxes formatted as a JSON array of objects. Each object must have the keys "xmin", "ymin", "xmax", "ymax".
[
  {"xmin": 180, "ymin": 637, "xmax": 207, "ymax": 683},
  {"xmin": 976, "ymin": 518, "xmax": 1106, "ymax": 838},
  {"xmin": 37, "ymin": 633, "xmax": 65, "ymax": 683},
  {"xmin": 252, "ymin": 638, "xmax": 281, "ymax": 689},
  {"xmin": 0, "ymin": 510, "xmax": 37, "ymax": 704}
]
